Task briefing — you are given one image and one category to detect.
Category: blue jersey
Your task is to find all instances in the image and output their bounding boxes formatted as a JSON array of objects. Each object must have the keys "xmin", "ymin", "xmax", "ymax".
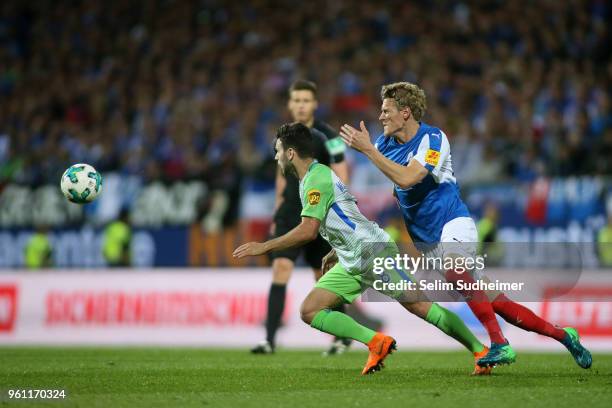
[{"xmin": 375, "ymin": 122, "xmax": 469, "ymax": 243}]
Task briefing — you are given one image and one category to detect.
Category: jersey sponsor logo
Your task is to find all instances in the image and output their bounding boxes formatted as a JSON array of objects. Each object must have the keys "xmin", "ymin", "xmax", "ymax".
[
  {"xmin": 425, "ymin": 149, "xmax": 440, "ymax": 166},
  {"xmin": 307, "ymin": 189, "xmax": 321, "ymax": 205}
]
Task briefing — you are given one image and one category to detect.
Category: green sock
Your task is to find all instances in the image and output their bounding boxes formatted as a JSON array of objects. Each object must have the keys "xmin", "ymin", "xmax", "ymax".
[
  {"xmin": 426, "ymin": 303, "xmax": 484, "ymax": 353},
  {"xmin": 311, "ymin": 309, "xmax": 376, "ymax": 344}
]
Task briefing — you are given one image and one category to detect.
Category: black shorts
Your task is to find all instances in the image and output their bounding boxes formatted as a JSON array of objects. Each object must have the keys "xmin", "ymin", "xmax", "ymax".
[{"xmin": 269, "ymin": 218, "xmax": 331, "ymax": 270}]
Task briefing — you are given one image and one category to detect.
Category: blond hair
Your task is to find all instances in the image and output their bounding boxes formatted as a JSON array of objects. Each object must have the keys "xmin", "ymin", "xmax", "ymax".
[{"xmin": 381, "ymin": 82, "xmax": 427, "ymax": 121}]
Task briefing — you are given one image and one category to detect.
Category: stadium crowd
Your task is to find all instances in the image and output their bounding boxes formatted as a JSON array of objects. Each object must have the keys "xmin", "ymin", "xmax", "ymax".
[{"xmin": 0, "ymin": 0, "xmax": 610, "ymax": 192}]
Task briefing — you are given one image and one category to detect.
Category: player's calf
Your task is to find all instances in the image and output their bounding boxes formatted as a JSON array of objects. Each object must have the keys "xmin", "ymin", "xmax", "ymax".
[{"xmin": 445, "ymin": 268, "xmax": 508, "ymax": 346}]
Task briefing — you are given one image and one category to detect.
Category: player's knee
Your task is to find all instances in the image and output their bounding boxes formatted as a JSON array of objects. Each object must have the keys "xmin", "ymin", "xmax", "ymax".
[
  {"xmin": 402, "ymin": 301, "xmax": 431, "ymax": 319},
  {"xmin": 444, "ymin": 267, "xmax": 464, "ymax": 283},
  {"xmin": 299, "ymin": 300, "xmax": 321, "ymax": 325},
  {"xmin": 272, "ymin": 258, "xmax": 293, "ymax": 284}
]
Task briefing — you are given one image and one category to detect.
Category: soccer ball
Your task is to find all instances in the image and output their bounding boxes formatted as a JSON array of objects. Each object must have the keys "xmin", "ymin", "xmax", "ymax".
[{"xmin": 60, "ymin": 163, "xmax": 103, "ymax": 204}]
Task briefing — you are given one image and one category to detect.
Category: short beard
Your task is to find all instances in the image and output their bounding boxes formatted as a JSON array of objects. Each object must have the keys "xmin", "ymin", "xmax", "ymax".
[
  {"xmin": 280, "ymin": 160, "xmax": 298, "ymax": 178},
  {"xmin": 284, "ymin": 161, "xmax": 298, "ymax": 178}
]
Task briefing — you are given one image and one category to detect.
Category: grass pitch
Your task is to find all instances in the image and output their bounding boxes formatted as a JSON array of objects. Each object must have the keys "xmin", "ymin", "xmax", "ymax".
[{"xmin": 0, "ymin": 347, "xmax": 610, "ymax": 407}]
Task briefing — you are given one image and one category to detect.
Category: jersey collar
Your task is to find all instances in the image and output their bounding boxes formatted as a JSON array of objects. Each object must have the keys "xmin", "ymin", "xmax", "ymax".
[
  {"xmin": 389, "ymin": 121, "xmax": 424, "ymax": 146},
  {"xmin": 306, "ymin": 160, "xmax": 318, "ymax": 174}
]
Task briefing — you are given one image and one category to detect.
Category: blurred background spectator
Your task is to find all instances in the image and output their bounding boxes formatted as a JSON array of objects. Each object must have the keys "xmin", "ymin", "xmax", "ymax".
[
  {"xmin": 24, "ymin": 225, "xmax": 52, "ymax": 268},
  {"xmin": 102, "ymin": 208, "xmax": 132, "ymax": 267},
  {"xmin": 598, "ymin": 199, "xmax": 612, "ymax": 267},
  {"xmin": 477, "ymin": 202, "xmax": 503, "ymax": 265},
  {"xmin": 598, "ymin": 218, "xmax": 612, "ymax": 267}
]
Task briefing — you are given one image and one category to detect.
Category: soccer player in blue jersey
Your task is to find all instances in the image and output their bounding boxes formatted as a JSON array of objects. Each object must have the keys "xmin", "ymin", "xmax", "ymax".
[{"xmin": 339, "ymin": 82, "xmax": 592, "ymax": 369}]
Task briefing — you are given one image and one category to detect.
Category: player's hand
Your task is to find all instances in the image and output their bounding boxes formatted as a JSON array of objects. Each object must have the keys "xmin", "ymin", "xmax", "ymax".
[
  {"xmin": 340, "ymin": 121, "xmax": 374, "ymax": 154},
  {"xmin": 233, "ymin": 242, "xmax": 267, "ymax": 258},
  {"xmin": 321, "ymin": 250, "xmax": 338, "ymax": 275}
]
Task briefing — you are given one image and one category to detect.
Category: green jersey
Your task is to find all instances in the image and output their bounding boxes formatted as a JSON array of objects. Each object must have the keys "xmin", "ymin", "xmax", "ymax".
[{"xmin": 299, "ymin": 162, "xmax": 392, "ymax": 274}]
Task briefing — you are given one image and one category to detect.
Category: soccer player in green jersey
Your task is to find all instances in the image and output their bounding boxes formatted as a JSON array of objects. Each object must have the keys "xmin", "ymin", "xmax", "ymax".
[{"xmin": 234, "ymin": 122, "xmax": 493, "ymax": 375}]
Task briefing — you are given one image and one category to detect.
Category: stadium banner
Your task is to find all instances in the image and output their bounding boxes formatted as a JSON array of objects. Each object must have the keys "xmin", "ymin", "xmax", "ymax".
[
  {"xmin": 0, "ymin": 174, "xmax": 207, "ymax": 228},
  {"xmin": 0, "ymin": 227, "xmax": 189, "ymax": 268},
  {"xmin": 0, "ymin": 225, "xmax": 271, "ymax": 268},
  {"xmin": 1, "ymin": 269, "xmax": 611, "ymax": 351},
  {"xmin": 2, "ymin": 175, "xmax": 609, "ymax": 232}
]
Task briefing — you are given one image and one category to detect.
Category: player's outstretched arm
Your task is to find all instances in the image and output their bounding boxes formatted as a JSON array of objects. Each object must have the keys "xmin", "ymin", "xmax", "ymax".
[
  {"xmin": 232, "ymin": 217, "xmax": 321, "ymax": 258},
  {"xmin": 340, "ymin": 122, "xmax": 427, "ymax": 189}
]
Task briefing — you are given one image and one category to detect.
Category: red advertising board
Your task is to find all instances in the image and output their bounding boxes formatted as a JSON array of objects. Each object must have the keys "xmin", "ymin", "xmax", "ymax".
[
  {"xmin": 0, "ymin": 285, "xmax": 17, "ymax": 333},
  {"xmin": 541, "ymin": 286, "xmax": 612, "ymax": 337}
]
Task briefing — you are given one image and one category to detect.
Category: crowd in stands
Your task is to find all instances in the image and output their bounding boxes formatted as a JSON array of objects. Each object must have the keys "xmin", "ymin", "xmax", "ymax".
[{"xmin": 1, "ymin": 0, "xmax": 610, "ymax": 193}]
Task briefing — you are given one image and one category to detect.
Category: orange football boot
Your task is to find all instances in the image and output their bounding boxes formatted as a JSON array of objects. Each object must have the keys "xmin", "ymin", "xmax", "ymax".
[
  {"xmin": 361, "ymin": 333, "xmax": 396, "ymax": 375},
  {"xmin": 472, "ymin": 346, "xmax": 493, "ymax": 375}
]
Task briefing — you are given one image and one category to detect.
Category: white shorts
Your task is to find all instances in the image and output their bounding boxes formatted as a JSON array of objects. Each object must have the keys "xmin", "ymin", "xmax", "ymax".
[{"xmin": 425, "ymin": 216, "xmax": 478, "ymax": 261}]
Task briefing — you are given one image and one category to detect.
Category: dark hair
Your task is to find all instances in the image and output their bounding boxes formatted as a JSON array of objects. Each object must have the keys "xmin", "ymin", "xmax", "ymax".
[
  {"xmin": 289, "ymin": 79, "xmax": 317, "ymax": 98},
  {"xmin": 275, "ymin": 123, "xmax": 314, "ymax": 159}
]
